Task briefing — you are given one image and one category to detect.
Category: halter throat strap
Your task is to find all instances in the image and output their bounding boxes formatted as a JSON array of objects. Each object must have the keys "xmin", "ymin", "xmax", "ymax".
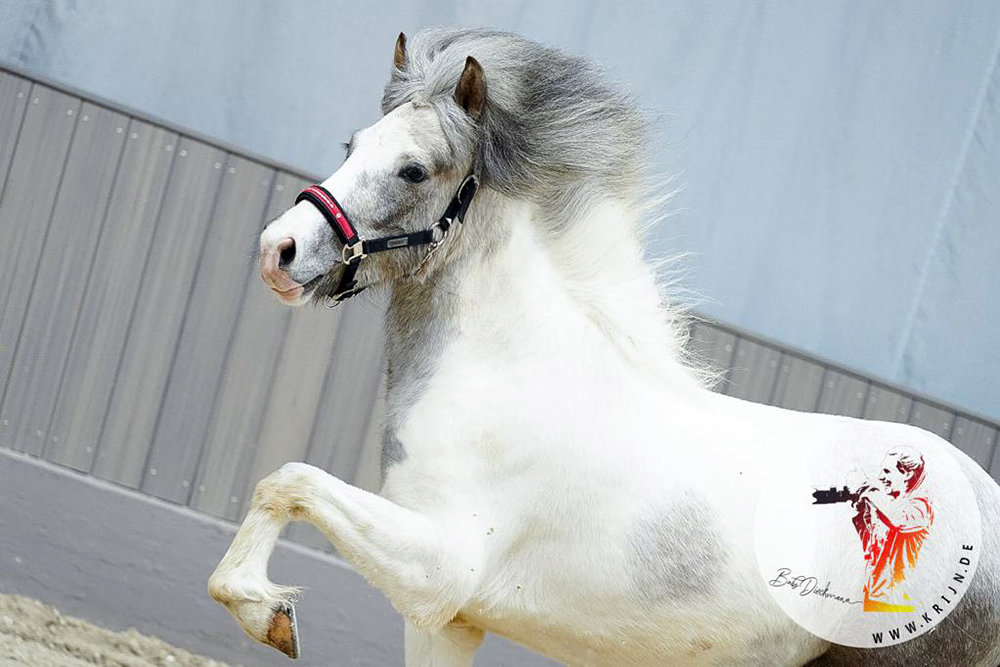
[{"xmin": 295, "ymin": 174, "xmax": 478, "ymax": 306}]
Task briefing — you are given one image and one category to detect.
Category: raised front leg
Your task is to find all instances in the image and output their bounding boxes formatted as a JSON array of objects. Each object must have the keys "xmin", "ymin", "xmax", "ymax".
[{"xmin": 208, "ymin": 462, "xmax": 483, "ymax": 659}]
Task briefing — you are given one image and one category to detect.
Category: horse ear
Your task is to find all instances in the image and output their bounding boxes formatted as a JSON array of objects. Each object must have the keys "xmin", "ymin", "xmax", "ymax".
[
  {"xmin": 393, "ymin": 32, "xmax": 407, "ymax": 73},
  {"xmin": 454, "ymin": 56, "xmax": 486, "ymax": 122}
]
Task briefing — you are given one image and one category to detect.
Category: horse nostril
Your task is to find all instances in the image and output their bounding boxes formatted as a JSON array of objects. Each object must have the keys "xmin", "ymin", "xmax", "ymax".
[{"xmin": 277, "ymin": 237, "xmax": 296, "ymax": 270}]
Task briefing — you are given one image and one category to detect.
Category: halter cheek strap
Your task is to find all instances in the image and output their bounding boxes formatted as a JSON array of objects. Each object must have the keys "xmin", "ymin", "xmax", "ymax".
[{"xmin": 295, "ymin": 174, "xmax": 478, "ymax": 307}]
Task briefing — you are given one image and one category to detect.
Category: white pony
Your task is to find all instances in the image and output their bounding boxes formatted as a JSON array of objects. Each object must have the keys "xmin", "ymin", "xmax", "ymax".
[{"xmin": 209, "ymin": 28, "xmax": 1000, "ymax": 666}]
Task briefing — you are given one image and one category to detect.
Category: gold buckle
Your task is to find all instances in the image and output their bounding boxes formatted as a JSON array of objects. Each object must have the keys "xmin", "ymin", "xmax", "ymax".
[{"xmin": 341, "ymin": 242, "xmax": 365, "ymax": 265}]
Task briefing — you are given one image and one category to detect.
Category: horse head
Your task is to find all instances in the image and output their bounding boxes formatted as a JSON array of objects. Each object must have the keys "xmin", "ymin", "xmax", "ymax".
[{"xmin": 259, "ymin": 33, "xmax": 486, "ymax": 306}]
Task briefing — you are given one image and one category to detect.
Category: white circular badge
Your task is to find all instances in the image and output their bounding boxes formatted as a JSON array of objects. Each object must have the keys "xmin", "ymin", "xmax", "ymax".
[{"xmin": 755, "ymin": 429, "xmax": 981, "ymax": 647}]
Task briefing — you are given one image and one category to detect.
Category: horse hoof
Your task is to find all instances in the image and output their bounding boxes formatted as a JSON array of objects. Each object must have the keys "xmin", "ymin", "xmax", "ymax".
[{"xmin": 266, "ymin": 602, "xmax": 300, "ymax": 659}]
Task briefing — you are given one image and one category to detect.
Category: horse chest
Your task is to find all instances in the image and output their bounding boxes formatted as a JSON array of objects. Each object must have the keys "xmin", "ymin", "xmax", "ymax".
[{"xmin": 381, "ymin": 345, "xmax": 810, "ymax": 663}]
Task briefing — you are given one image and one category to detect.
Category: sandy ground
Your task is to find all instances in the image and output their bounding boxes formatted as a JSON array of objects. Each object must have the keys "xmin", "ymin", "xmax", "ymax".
[{"xmin": 0, "ymin": 595, "xmax": 229, "ymax": 667}]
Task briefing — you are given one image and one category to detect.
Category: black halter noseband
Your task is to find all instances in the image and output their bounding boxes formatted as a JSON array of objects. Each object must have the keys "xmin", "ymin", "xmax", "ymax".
[{"xmin": 295, "ymin": 174, "xmax": 479, "ymax": 307}]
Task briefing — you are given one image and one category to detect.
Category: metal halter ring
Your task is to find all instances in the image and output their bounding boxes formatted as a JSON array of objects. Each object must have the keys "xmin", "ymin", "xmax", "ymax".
[{"xmin": 410, "ymin": 222, "xmax": 450, "ymax": 277}]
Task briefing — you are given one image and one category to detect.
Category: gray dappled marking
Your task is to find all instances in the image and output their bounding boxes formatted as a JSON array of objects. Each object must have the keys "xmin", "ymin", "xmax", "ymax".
[
  {"xmin": 628, "ymin": 497, "xmax": 727, "ymax": 603},
  {"xmin": 380, "ymin": 433, "xmax": 407, "ymax": 480}
]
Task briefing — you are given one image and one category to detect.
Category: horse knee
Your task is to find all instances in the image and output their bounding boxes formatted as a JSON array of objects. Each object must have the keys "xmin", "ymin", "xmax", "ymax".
[
  {"xmin": 252, "ymin": 462, "xmax": 321, "ymax": 517},
  {"xmin": 394, "ymin": 580, "xmax": 471, "ymax": 632},
  {"xmin": 443, "ymin": 616, "xmax": 485, "ymax": 652},
  {"xmin": 405, "ymin": 618, "xmax": 484, "ymax": 667}
]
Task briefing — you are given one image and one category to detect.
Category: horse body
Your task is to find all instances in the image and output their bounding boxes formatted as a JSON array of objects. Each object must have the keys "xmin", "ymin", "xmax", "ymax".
[
  {"xmin": 380, "ymin": 200, "xmax": 1000, "ymax": 666},
  {"xmin": 209, "ymin": 27, "xmax": 1000, "ymax": 666}
]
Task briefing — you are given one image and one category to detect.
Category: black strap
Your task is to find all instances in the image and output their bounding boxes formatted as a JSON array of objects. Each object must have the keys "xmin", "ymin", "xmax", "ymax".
[
  {"xmin": 362, "ymin": 229, "xmax": 436, "ymax": 255},
  {"xmin": 438, "ymin": 174, "xmax": 479, "ymax": 233},
  {"xmin": 297, "ymin": 174, "xmax": 479, "ymax": 306},
  {"xmin": 336, "ymin": 258, "xmax": 363, "ymax": 299},
  {"xmin": 359, "ymin": 174, "xmax": 479, "ymax": 256}
]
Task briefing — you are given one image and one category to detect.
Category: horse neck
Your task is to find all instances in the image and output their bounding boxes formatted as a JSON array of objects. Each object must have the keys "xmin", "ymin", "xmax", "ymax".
[{"xmin": 384, "ymin": 194, "xmax": 704, "ymax": 404}]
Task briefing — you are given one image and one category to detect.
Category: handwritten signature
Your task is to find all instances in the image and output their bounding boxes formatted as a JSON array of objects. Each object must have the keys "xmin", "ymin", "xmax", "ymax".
[{"xmin": 768, "ymin": 568, "xmax": 863, "ymax": 605}]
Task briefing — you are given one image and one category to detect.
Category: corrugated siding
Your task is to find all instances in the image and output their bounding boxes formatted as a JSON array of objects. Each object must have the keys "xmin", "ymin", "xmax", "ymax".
[
  {"xmin": 0, "ymin": 71, "xmax": 387, "ymax": 541},
  {"xmin": 701, "ymin": 319, "xmax": 999, "ymax": 476},
  {"xmin": 0, "ymin": 68, "xmax": 996, "ymax": 554}
]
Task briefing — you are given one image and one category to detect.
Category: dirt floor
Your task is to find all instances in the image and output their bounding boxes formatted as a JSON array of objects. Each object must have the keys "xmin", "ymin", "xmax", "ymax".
[{"xmin": 0, "ymin": 595, "xmax": 229, "ymax": 667}]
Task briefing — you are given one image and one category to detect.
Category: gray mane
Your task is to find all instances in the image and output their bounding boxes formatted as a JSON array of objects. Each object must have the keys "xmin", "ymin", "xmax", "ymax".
[
  {"xmin": 381, "ymin": 28, "xmax": 648, "ymax": 232},
  {"xmin": 381, "ymin": 28, "xmax": 710, "ymax": 392}
]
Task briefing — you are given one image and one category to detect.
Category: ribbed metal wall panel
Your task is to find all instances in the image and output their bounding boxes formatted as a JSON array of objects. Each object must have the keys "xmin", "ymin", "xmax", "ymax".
[
  {"xmin": 0, "ymin": 70, "xmax": 388, "ymax": 541},
  {"xmin": 702, "ymin": 320, "xmax": 999, "ymax": 476}
]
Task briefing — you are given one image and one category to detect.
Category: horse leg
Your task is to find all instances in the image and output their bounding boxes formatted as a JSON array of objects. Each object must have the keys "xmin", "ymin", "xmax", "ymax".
[
  {"xmin": 405, "ymin": 619, "xmax": 484, "ymax": 667},
  {"xmin": 208, "ymin": 462, "xmax": 481, "ymax": 658}
]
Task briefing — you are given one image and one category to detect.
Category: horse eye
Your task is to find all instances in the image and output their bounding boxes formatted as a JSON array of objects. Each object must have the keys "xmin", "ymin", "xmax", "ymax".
[{"xmin": 400, "ymin": 164, "xmax": 428, "ymax": 183}]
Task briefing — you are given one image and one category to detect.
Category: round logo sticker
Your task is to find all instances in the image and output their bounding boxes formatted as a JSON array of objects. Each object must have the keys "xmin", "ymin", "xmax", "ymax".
[{"xmin": 755, "ymin": 428, "xmax": 981, "ymax": 647}]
